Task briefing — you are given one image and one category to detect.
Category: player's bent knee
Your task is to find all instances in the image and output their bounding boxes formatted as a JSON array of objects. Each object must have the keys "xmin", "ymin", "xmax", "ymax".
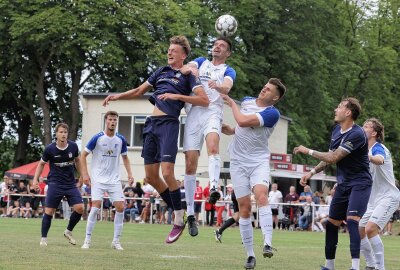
[{"xmin": 365, "ymin": 223, "xmax": 379, "ymax": 237}]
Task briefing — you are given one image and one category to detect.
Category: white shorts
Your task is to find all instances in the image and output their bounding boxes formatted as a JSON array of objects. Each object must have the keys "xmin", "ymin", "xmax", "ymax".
[
  {"xmin": 359, "ymin": 197, "xmax": 400, "ymax": 229},
  {"xmin": 230, "ymin": 161, "xmax": 271, "ymax": 199},
  {"xmin": 91, "ymin": 182, "xmax": 125, "ymax": 203},
  {"xmin": 183, "ymin": 105, "xmax": 222, "ymax": 152}
]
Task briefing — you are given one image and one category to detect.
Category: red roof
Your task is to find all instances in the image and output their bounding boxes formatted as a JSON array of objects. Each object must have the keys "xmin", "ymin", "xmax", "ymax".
[{"xmin": 5, "ymin": 161, "xmax": 50, "ymax": 180}]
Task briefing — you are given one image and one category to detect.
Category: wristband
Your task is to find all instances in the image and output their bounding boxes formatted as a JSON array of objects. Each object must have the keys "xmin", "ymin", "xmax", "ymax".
[{"xmin": 308, "ymin": 149, "xmax": 314, "ymax": 156}]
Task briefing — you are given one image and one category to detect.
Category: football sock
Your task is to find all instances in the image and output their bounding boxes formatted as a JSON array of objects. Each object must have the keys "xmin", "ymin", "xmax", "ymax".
[
  {"xmin": 85, "ymin": 207, "xmax": 100, "ymax": 241},
  {"xmin": 370, "ymin": 234, "xmax": 385, "ymax": 270},
  {"xmin": 325, "ymin": 220, "xmax": 339, "ymax": 260},
  {"xmin": 239, "ymin": 217, "xmax": 255, "ymax": 257},
  {"xmin": 208, "ymin": 155, "xmax": 221, "ymax": 188},
  {"xmin": 169, "ymin": 188, "xmax": 183, "ymax": 226},
  {"xmin": 41, "ymin": 213, "xmax": 53, "ymax": 238},
  {"xmin": 219, "ymin": 217, "xmax": 236, "ymax": 234},
  {"xmin": 347, "ymin": 219, "xmax": 361, "ymax": 259},
  {"xmin": 67, "ymin": 211, "xmax": 82, "ymax": 231},
  {"xmin": 325, "ymin": 259, "xmax": 335, "ymax": 270},
  {"xmin": 160, "ymin": 188, "xmax": 173, "ymax": 209},
  {"xmin": 259, "ymin": 205, "xmax": 273, "ymax": 246},
  {"xmin": 360, "ymin": 236, "xmax": 376, "ymax": 267},
  {"xmin": 113, "ymin": 211, "xmax": 124, "ymax": 242},
  {"xmin": 184, "ymin": 174, "xmax": 196, "ymax": 216}
]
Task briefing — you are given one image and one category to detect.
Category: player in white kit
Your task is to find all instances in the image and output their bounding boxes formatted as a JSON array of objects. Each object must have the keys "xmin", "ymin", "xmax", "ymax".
[
  {"xmin": 222, "ymin": 78, "xmax": 286, "ymax": 270},
  {"xmin": 80, "ymin": 111, "xmax": 134, "ymax": 250},
  {"xmin": 359, "ymin": 118, "xmax": 400, "ymax": 270},
  {"xmin": 181, "ymin": 37, "xmax": 236, "ymax": 236}
]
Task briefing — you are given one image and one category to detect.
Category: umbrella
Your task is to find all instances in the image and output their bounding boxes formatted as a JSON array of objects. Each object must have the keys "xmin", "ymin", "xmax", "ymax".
[{"xmin": 5, "ymin": 161, "xmax": 49, "ymax": 180}]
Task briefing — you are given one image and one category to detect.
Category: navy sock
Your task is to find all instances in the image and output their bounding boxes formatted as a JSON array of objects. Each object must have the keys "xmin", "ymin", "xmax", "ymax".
[
  {"xmin": 325, "ymin": 220, "xmax": 339, "ymax": 260},
  {"xmin": 219, "ymin": 217, "xmax": 236, "ymax": 234},
  {"xmin": 347, "ymin": 219, "xmax": 361, "ymax": 259},
  {"xmin": 67, "ymin": 211, "xmax": 82, "ymax": 231},
  {"xmin": 41, "ymin": 213, "xmax": 53, "ymax": 237},
  {"xmin": 160, "ymin": 189, "xmax": 173, "ymax": 209},
  {"xmin": 169, "ymin": 188, "xmax": 182, "ymax": 211}
]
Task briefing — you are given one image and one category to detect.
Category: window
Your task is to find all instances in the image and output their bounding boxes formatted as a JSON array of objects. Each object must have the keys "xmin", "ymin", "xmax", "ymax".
[{"xmin": 104, "ymin": 114, "xmax": 186, "ymax": 149}]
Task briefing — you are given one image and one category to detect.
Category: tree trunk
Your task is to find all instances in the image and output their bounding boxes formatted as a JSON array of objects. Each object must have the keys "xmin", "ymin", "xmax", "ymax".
[{"xmin": 13, "ymin": 114, "xmax": 32, "ymax": 167}]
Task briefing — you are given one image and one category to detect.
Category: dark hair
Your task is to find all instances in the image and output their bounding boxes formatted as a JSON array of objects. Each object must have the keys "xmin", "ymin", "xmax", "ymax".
[
  {"xmin": 364, "ymin": 118, "xmax": 385, "ymax": 142},
  {"xmin": 215, "ymin": 36, "xmax": 232, "ymax": 52},
  {"xmin": 170, "ymin": 35, "xmax": 191, "ymax": 55},
  {"xmin": 268, "ymin": 78, "xmax": 286, "ymax": 99},
  {"xmin": 55, "ymin": 122, "xmax": 69, "ymax": 133},
  {"xmin": 104, "ymin": 111, "xmax": 119, "ymax": 120},
  {"xmin": 342, "ymin": 97, "xmax": 361, "ymax": 120}
]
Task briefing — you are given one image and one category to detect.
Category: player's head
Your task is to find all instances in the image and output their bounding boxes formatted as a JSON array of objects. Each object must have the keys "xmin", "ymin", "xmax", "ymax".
[
  {"xmin": 258, "ymin": 78, "xmax": 286, "ymax": 104},
  {"xmin": 363, "ymin": 118, "xmax": 384, "ymax": 142},
  {"xmin": 104, "ymin": 111, "xmax": 118, "ymax": 132},
  {"xmin": 168, "ymin": 35, "xmax": 191, "ymax": 68},
  {"xmin": 212, "ymin": 37, "xmax": 232, "ymax": 60},
  {"xmin": 55, "ymin": 122, "xmax": 69, "ymax": 143},
  {"xmin": 334, "ymin": 97, "xmax": 361, "ymax": 123}
]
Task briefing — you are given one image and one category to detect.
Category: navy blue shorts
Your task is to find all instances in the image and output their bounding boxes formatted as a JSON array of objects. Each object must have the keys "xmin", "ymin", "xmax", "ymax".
[
  {"xmin": 46, "ymin": 184, "xmax": 83, "ymax": 209},
  {"xmin": 329, "ymin": 184, "xmax": 371, "ymax": 221},
  {"xmin": 194, "ymin": 202, "xmax": 202, "ymax": 213},
  {"xmin": 141, "ymin": 115, "xmax": 179, "ymax": 164}
]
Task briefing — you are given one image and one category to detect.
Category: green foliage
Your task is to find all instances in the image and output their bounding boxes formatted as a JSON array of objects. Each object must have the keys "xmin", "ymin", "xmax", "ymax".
[{"xmin": 0, "ymin": 0, "xmax": 399, "ymax": 177}]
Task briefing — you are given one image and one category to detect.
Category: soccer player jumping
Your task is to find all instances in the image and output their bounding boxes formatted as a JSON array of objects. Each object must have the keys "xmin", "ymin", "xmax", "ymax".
[
  {"xmin": 294, "ymin": 97, "xmax": 372, "ymax": 270},
  {"xmin": 222, "ymin": 78, "xmax": 286, "ymax": 270}
]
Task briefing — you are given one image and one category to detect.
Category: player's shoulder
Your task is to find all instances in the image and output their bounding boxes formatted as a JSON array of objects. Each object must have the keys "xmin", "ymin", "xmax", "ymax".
[
  {"xmin": 67, "ymin": 140, "xmax": 78, "ymax": 148},
  {"xmin": 92, "ymin": 131, "xmax": 105, "ymax": 139},
  {"xmin": 190, "ymin": 57, "xmax": 207, "ymax": 66},
  {"xmin": 241, "ymin": 96, "xmax": 256, "ymax": 102},
  {"xmin": 116, "ymin": 132, "xmax": 127, "ymax": 142}
]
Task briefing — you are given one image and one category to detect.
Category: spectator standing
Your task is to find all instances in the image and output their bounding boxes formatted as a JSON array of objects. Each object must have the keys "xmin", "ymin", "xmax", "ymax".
[
  {"xmin": 204, "ymin": 182, "xmax": 215, "ymax": 226},
  {"xmin": 193, "ymin": 180, "xmax": 203, "ymax": 222},
  {"xmin": 268, "ymin": 183, "xmax": 283, "ymax": 229},
  {"xmin": 215, "ymin": 186, "xmax": 225, "ymax": 227},
  {"xmin": 284, "ymin": 186, "xmax": 300, "ymax": 228}
]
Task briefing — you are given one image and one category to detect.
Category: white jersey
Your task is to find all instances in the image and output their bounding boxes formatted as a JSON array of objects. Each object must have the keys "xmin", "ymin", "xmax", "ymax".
[
  {"xmin": 228, "ymin": 97, "xmax": 280, "ymax": 163},
  {"xmin": 268, "ymin": 190, "xmax": 283, "ymax": 209},
  {"xmin": 368, "ymin": 142, "xmax": 400, "ymax": 205},
  {"xmin": 85, "ymin": 131, "xmax": 128, "ymax": 185},
  {"xmin": 186, "ymin": 57, "xmax": 236, "ymax": 113}
]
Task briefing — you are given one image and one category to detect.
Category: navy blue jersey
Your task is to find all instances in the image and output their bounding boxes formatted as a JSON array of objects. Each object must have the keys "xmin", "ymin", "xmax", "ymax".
[
  {"xmin": 329, "ymin": 124, "xmax": 371, "ymax": 187},
  {"xmin": 147, "ymin": 66, "xmax": 202, "ymax": 118},
  {"xmin": 41, "ymin": 140, "xmax": 79, "ymax": 187}
]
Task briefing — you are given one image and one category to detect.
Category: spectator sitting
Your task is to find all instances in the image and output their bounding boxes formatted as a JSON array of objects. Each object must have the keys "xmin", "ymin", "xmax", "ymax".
[
  {"xmin": 325, "ymin": 187, "xmax": 335, "ymax": 205},
  {"xmin": 158, "ymin": 193, "xmax": 168, "ymax": 224},
  {"xmin": 297, "ymin": 196, "xmax": 315, "ymax": 231},
  {"xmin": 28, "ymin": 179, "xmax": 41, "ymax": 218},
  {"xmin": 124, "ymin": 191, "xmax": 139, "ymax": 222},
  {"xmin": 8, "ymin": 199, "xmax": 20, "ymax": 218},
  {"xmin": 123, "ymin": 177, "xmax": 135, "ymax": 197},
  {"xmin": 314, "ymin": 198, "xmax": 329, "ymax": 232},
  {"xmin": 139, "ymin": 200, "xmax": 151, "ymax": 223}
]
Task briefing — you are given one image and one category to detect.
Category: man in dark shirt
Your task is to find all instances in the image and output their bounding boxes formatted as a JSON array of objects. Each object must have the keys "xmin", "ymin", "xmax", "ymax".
[
  {"xmin": 103, "ymin": 35, "xmax": 209, "ymax": 244},
  {"xmin": 294, "ymin": 97, "xmax": 372, "ymax": 270}
]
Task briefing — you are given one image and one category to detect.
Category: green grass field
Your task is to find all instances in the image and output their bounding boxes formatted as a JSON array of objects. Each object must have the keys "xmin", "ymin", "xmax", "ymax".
[{"xmin": 0, "ymin": 218, "xmax": 399, "ymax": 270}]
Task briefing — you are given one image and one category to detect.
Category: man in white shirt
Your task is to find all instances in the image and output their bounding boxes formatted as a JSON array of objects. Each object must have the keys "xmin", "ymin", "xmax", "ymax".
[
  {"xmin": 80, "ymin": 111, "xmax": 134, "ymax": 250},
  {"xmin": 268, "ymin": 183, "xmax": 283, "ymax": 229},
  {"xmin": 222, "ymin": 78, "xmax": 286, "ymax": 269}
]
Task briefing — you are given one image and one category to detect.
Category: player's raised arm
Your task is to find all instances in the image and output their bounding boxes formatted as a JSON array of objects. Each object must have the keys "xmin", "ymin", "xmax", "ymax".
[
  {"xmin": 102, "ymin": 82, "xmax": 152, "ymax": 107},
  {"xmin": 208, "ymin": 77, "xmax": 233, "ymax": 95},
  {"xmin": 180, "ymin": 62, "xmax": 198, "ymax": 77},
  {"xmin": 222, "ymin": 94, "xmax": 262, "ymax": 127},
  {"xmin": 293, "ymin": 145, "xmax": 349, "ymax": 165}
]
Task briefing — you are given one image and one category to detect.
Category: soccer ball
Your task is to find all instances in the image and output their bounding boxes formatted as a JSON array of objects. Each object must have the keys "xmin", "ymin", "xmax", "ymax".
[{"xmin": 215, "ymin": 14, "xmax": 238, "ymax": 37}]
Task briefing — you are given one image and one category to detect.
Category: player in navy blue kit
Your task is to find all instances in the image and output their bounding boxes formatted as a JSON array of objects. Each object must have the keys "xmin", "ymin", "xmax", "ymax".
[
  {"xmin": 33, "ymin": 123, "xmax": 84, "ymax": 247},
  {"xmin": 294, "ymin": 97, "xmax": 372, "ymax": 270},
  {"xmin": 103, "ymin": 36, "xmax": 209, "ymax": 244}
]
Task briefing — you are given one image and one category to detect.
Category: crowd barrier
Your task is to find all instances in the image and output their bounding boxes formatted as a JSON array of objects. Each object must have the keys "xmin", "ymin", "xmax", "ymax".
[{"xmin": 1, "ymin": 193, "xmax": 333, "ymax": 231}]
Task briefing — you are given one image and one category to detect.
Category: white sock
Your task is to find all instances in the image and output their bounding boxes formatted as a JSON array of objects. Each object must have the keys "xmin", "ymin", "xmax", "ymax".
[
  {"xmin": 184, "ymin": 174, "xmax": 196, "ymax": 216},
  {"xmin": 325, "ymin": 259, "xmax": 335, "ymax": 269},
  {"xmin": 258, "ymin": 205, "xmax": 273, "ymax": 246},
  {"xmin": 370, "ymin": 234, "xmax": 385, "ymax": 270},
  {"xmin": 360, "ymin": 236, "xmax": 376, "ymax": 267},
  {"xmin": 113, "ymin": 211, "xmax": 124, "ymax": 242},
  {"xmin": 351, "ymin": 258, "xmax": 360, "ymax": 270},
  {"xmin": 208, "ymin": 155, "xmax": 221, "ymax": 188},
  {"xmin": 174, "ymin": 209, "xmax": 184, "ymax": 226},
  {"xmin": 239, "ymin": 217, "xmax": 254, "ymax": 257},
  {"xmin": 85, "ymin": 207, "xmax": 100, "ymax": 241}
]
